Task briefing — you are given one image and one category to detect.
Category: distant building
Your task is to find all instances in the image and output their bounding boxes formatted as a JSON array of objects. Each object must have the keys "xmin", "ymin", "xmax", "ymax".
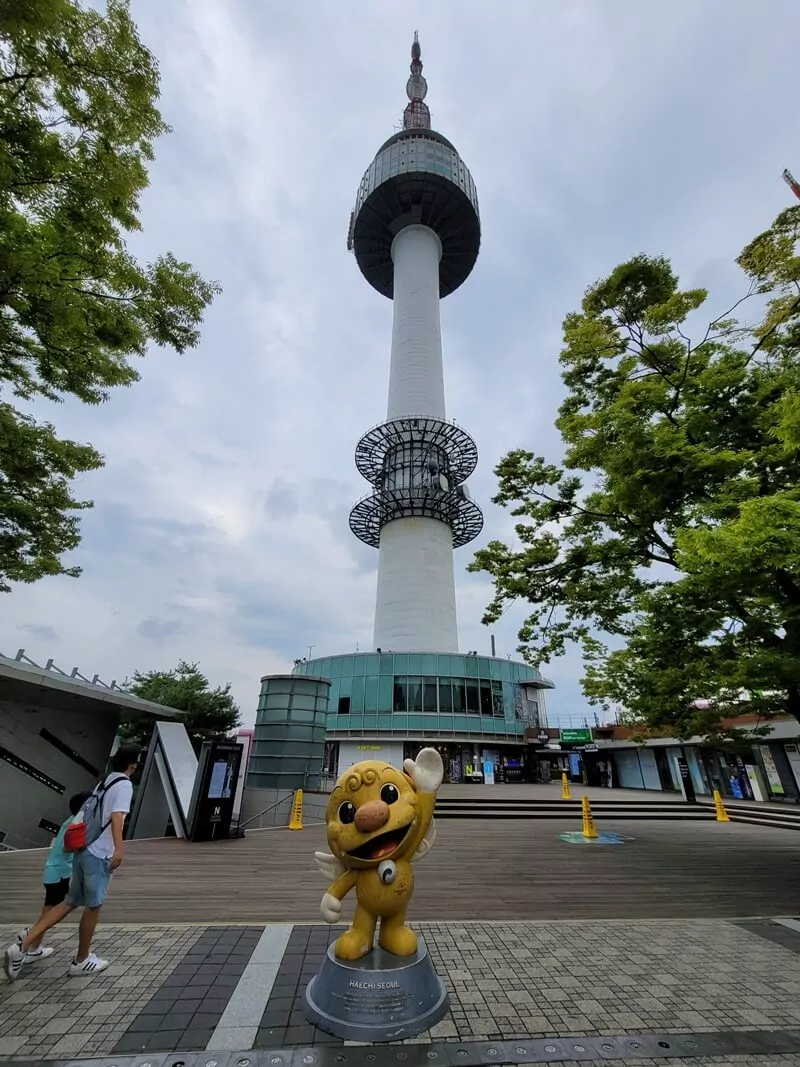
[{"xmin": 0, "ymin": 650, "xmax": 178, "ymax": 848}]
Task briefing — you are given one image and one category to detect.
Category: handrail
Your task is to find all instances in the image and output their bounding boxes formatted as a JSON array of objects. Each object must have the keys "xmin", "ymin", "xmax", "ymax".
[{"xmin": 239, "ymin": 791, "xmax": 294, "ymax": 829}]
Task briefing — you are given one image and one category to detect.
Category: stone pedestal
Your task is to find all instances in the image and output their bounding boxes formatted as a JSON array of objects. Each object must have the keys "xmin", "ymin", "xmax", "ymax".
[{"xmin": 303, "ymin": 938, "xmax": 449, "ymax": 1043}]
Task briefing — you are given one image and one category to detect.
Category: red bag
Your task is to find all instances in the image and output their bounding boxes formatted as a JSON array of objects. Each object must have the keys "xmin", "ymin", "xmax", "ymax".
[{"xmin": 63, "ymin": 819, "xmax": 87, "ymax": 853}]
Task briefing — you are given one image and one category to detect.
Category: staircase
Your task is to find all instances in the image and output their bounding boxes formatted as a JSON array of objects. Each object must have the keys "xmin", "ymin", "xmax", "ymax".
[
  {"xmin": 434, "ymin": 795, "xmax": 714, "ymax": 821},
  {"xmin": 698, "ymin": 799, "xmax": 800, "ymax": 832}
]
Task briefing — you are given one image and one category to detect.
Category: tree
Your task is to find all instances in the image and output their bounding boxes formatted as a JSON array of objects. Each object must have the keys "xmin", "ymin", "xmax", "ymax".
[
  {"xmin": 470, "ymin": 204, "xmax": 800, "ymax": 739},
  {"xmin": 122, "ymin": 661, "xmax": 242, "ymax": 752},
  {"xmin": 0, "ymin": 0, "xmax": 220, "ymax": 591}
]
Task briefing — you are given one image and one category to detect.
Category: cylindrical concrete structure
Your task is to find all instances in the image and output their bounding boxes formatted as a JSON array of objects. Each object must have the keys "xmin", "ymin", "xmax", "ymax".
[
  {"xmin": 386, "ymin": 226, "xmax": 445, "ymax": 420},
  {"xmin": 373, "ymin": 516, "xmax": 457, "ymax": 651}
]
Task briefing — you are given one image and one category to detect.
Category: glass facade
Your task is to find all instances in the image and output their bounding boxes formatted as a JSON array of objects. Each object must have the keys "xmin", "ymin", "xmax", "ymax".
[
  {"xmin": 292, "ymin": 652, "xmax": 549, "ymax": 742},
  {"xmin": 353, "ymin": 133, "xmax": 479, "ymax": 222},
  {"xmin": 248, "ymin": 675, "xmax": 330, "ymax": 790}
]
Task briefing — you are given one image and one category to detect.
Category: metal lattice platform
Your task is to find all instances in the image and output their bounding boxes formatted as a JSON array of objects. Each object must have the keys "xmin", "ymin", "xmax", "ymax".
[
  {"xmin": 354, "ymin": 417, "xmax": 478, "ymax": 488},
  {"xmin": 349, "ymin": 487, "xmax": 483, "ymax": 548}
]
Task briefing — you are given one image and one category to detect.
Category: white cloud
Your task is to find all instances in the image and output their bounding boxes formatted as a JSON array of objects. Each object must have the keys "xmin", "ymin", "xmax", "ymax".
[{"xmin": 2, "ymin": 0, "xmax": 798, "ymax": 724}]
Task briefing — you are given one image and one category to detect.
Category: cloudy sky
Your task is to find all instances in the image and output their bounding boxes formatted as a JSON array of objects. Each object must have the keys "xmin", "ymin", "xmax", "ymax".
[{"xmin": 2, "ymin": 0, "xmax": 798, "ymax": 727}]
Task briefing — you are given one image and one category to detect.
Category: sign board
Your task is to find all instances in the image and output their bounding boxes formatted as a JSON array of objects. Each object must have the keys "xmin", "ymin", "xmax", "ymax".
[
  {"xmin": 758, "ymin": 745, "xmax": 785, "ymax": 795},
  {"xmin": 483, "ymin": 759, "xmax": 495, "ymax": 785},
  {"xmin": 559, "ymin": 728, "xmax": 592, "ymax": 744},
  {"xmin": 674, "ymin": 756, "xmax": 696, "ymax": 803},
  {"xmin": 186, "ymin": 740, "xmax": 243, "ymax": 842}
]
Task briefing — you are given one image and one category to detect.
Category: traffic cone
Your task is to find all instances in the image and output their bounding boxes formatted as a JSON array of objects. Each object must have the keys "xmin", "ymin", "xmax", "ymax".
[
  {"xmin": 288, "ymin": 789, "xmax": 304, "ymax": 830},
  {"xmin": 561, "ymin": 771, "xmax": 572, "ymax": 800},
  {"xmin": 581, "ymin": 795, "xmax": 598, "ymax": 839},
  {"xmin": 712, "ymin": 788, "xmax": 729, "ymax": 823}
]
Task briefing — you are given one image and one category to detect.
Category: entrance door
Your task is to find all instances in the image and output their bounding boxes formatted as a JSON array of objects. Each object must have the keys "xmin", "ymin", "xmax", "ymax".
[{"xmin": 654, "ymin": 748, "xmax": 677, "ymax": 791}]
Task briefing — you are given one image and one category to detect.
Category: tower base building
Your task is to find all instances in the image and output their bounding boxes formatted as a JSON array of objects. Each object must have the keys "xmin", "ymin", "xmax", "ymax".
[
  {"xmin": 278, "ymin": 36, "xmax": 553, "ymax": 784},
  {"xmin": 293, "ymin": 651, "xmax": 551, "ymax": 784}
]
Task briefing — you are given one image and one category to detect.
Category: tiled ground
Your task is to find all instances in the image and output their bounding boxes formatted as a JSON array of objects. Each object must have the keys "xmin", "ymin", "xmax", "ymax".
[
  {"xmin": 1, "ymin": 918, "xmax": 800, "ymax": 1061},
  {"xmin": 256, "ymin": 920, "xmax": 800, "ymax": 1046},
  {"xmin": 0, "ymin": 923, "xmax": 203, "ymax": 1060}
]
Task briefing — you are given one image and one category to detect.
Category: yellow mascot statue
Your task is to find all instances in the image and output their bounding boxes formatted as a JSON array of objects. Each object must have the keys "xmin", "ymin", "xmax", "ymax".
[{"xmin": 314, "ymin": 747, "xmax": 442, "ymax": 961}]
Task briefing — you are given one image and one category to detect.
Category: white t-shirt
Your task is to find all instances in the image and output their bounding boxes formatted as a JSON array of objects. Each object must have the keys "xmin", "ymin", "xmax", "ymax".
[{"xmin": 87, "ymin": 774, "xmax": 133, "ymax": 860}]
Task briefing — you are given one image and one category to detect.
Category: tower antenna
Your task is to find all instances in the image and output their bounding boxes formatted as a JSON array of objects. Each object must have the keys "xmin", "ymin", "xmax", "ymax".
[{"xmin": 404, "ymin": 31, "xmax": 431, "ymax": 130}]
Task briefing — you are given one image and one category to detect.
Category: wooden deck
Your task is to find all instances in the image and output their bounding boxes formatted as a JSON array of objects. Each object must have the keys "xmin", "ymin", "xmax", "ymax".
[{"xmin": 1, "ymin": 818, "xmax": 798, "ymax": 926}]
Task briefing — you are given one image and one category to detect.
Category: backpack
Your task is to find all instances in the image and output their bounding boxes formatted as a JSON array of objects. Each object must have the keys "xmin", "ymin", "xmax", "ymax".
[{"xmin": 63, "ymin": 775, "xmax": 129, "ymax": 853}]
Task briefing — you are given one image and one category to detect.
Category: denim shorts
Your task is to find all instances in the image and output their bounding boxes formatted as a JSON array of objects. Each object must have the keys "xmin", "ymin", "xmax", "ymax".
[{"xmin": 66, "ymin": 851, "xmax": 113, "ymax": 909}]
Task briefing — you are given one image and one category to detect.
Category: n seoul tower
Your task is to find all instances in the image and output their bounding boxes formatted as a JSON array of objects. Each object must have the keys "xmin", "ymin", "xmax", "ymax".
[{"xmin": 348, "ymin": 33, "xmax": 483, "ymax": 653}]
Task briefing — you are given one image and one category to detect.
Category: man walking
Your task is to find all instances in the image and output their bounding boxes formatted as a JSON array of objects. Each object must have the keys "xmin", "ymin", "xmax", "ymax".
[{"xmin": 4, "ymin": 743, "xmax": 141, "ymax": 981}]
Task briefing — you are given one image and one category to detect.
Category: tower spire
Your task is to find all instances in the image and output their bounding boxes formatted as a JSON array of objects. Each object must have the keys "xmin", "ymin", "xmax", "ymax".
[{"xmin": 404, "ymin": 31, "xmax": 430, "ymax": 130}]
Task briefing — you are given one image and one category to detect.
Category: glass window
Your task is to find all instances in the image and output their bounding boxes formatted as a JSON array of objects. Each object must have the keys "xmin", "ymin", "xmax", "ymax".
[
  {"xmin": 393, "ymin": 677, "xmax": 408, "ymax": 712},
  {"xmin": 488, "ymin": 657, "xmax": 502, "ymax": 679},
  {"xmin": 408, "ymin": 714, "xmax": 426, "ymax": 731},
  {"xmin": 364, "ymin": 675, "xmax": 378, "ymax": 712},
  {"xmin": 422, "ymin": 654, "xmax": 438, "ymax": 676},
  {"xmin": 479, "ymin": 681, "xmax": 493, "ymax": 716},
  {"xmin": 408, "ymin": 654, "xmax": 422, "ymax": 674},
  {"xmin": 328, "ymin": 679, "xmax": 340, "ymax": 710},
  {"xmin": 492, "ymin": 680, "xmax": 504, "ymax": 717},
  {"xmin": 423, "ymin": 680, "xmax": 438, "ymax": 713},
  {"xmin": 341, "ymin": 657, "xmax": 353, "ymax": 678},
  {"xmin": 338, "ymin": 677, "xmax": 351, "ymax": 699},
  {"xmin": 379, "ymin": 654, "xmax": 394, "ymax": 674},
  {"xmin": 350, "ymin": 677, "xmax": 365, "ymax": 714},
  {"xmin": 438, "ymin": 655, "xmax": 454, "ymax": 675},
  {"xmin": 466, "ymin": 682, "xmax": 480, "ymax": 714},
  {"xmin": 500, "ymin": 659, "xmax": 512, "ymax": 682},
  {"xmin": 353, "ymin": 656, "xmax": 366, "ymax": 676},
  {"xmin": 328, "ymin": 657, "xmax": 342, "ymax": 678},
  {"xmin": 378, "ymin": 675, "xmax": 393, "ymax": 713},
  {"xmin": 452, "ymin": 679, "xmax": 466, "ymax": 714},
  {"xmin": 365, "ymin": 654, "xmax": 379, "ymax": 676},
  {"xmin": 363, "ymin": 714, "xmax": 378, "ymax": 730},
  {"xmin": 464, "ymin": 655, "xmax": 478, "ymax": 677},
  {"xmin": 503, "ymin": 681, "xmax": 515, "ymax": 720},
  {"xmin": 438, "ymin": 678, "xmax": 454, "ymax": 713},
  {"xmin": 337, "ymin": 696, "xmax": 350, "ymax": 714},
  {"xmin": 393, "ymin": 653, "xmax": 408, "ymax": 673},
  {"xmin": 378, "ymin": 714, "xmax": 395, "ymax": 731},
  {"xmin": 407, "ymin": 677, "xmax": 423, "ymax": 712}
]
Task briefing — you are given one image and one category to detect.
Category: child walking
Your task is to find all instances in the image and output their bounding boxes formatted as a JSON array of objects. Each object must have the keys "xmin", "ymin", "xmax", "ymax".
[{"xmin": 18, "ymin": 791, "xmax": 92, "ymax": 963}]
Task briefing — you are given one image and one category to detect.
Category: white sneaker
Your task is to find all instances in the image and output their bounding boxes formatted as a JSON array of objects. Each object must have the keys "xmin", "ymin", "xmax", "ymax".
[
  {"xmin": 4, "ymin": 943, "xmax": 25, "ymax": 982},
  {"xmin": 23, "ymin": 946, "xmax": 54, "ymax": 964},
  {"xmin": 68, "ymin": 953, "xmax": 109, "ymax": 977}
]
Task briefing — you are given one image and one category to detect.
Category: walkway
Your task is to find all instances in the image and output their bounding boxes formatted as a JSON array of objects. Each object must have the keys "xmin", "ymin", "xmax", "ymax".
[{"xmin": 2, "ymin": 818, "xmax": 800, "ymax": 925}]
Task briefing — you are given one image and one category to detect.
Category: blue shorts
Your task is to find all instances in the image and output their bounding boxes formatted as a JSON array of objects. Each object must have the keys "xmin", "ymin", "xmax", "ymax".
[{"xmin": 66, "ymin": 851, "xmax": 113, "ymax": 909}]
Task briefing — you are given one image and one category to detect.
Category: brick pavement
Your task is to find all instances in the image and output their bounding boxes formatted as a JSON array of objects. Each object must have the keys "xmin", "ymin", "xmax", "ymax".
[{"xmin": 0, "ymin": 918, "xmax": 799, "ymax": 1062}]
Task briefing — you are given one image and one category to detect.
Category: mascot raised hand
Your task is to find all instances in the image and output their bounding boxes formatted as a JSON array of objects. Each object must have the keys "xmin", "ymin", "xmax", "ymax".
[{"xmin": 314, "ymin": 747, "xmax": 443, "ymax": 961}]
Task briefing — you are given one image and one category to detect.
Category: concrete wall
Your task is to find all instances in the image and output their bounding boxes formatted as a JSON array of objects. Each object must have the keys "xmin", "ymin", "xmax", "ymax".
[{"xmin": 0, "ymin": 697, "xmax": 119, "ymax": 849}]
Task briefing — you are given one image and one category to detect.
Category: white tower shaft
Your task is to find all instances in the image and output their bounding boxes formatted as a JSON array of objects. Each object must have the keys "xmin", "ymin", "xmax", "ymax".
[
  {"xmin": 386, "ymin": 226, "xmax": 445, "ymax": 420},
  {"xmin": 373, "ymin": 224, "xmax": 458, "ymax": 652}
]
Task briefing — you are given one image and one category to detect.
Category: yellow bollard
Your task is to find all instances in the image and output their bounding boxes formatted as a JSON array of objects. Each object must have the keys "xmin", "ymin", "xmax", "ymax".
[
  {"xmin": 561, "ymin": 771, "xmax": 572, "ymax": 801},
  {"xmin": 581, "ymin": 795, "xmax": 598, "ymax": 839},
  {"xmin": 713, "ymin": 788, "xmax": 729, "ymax": 823},
  {"xmin": 289, "ymin": 788, "xmax": 304, "ymax": 830}
]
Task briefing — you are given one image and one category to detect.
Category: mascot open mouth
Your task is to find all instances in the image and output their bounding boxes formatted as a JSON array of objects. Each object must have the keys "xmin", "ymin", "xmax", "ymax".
[{"xmin": 347, "ymin": 822, "xmax": 413, "ymax": 861}]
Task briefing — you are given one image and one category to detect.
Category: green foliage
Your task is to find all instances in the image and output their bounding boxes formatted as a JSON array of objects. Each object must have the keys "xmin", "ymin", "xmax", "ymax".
[
  {"xmin": 471, "ymin": 205, "xmax": 800, "ymax": 737},
  {"xmin": 0, "ymin": 0, "xmax": 220, "ymax": 590},
  {"xmin": 122, "ymin": 660, "xmax": 242, "ymax": 752}
]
